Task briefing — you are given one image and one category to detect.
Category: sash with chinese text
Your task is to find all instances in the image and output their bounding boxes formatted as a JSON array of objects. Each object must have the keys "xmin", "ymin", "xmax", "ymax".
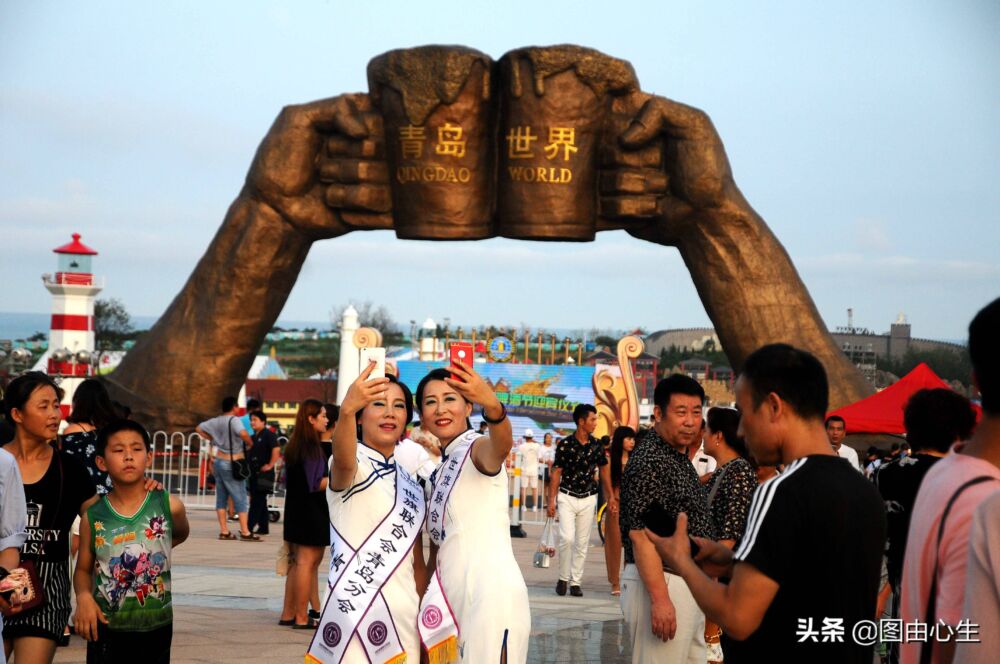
[
  {"xmin": 418, "ymin": 429, "xmax": 478, "ymax": 664},
  {"xmin": 307, "ymin": 463, "xmax": 425, "ymax": 664}
]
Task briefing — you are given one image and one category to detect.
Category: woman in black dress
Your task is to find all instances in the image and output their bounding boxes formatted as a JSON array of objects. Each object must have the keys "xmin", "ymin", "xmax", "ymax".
[
  {"xmin": 279, "ymin": 399, "xmax": 330, "ymax": 629},
  {"xmin": 60, "ymin": 378, "xmax": 119, "ymax": 495},
  {"xmin": 702, "ymin": 407, "xmax": 756, "ymax": 547},
  {"xmin": 701, "ymin": 406, "xmax": 757, "ymax": 662},
  {"xmin": 2, "ymin": 372, "xmax": 97, "ymax": 663}
]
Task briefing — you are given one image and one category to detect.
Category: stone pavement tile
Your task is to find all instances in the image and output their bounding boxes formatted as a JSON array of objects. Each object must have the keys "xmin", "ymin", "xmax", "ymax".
[{"xmin": 53, "ymin": 503, "xmax": 632, "ymax": 662}]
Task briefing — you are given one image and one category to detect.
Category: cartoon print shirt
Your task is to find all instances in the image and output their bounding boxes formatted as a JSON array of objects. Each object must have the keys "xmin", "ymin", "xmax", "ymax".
[{"xmin": 87, "ymin": 489, "xmax": 174, "ymax": 632}]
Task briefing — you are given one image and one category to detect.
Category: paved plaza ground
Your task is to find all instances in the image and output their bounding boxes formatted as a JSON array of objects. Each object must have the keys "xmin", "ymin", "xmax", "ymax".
[{"xmin": 54, "ymin": 507, "xmax": 632, "ymax": 663}]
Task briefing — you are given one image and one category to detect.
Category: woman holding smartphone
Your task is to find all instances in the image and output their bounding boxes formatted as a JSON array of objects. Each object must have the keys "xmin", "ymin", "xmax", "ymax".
[
  {"xmin": 416, "ymin": 363, "xmax": 529, "ymax": 664},
  {"xmin": 307, "ymin": 363, "xmax": 426, "ymax": 663}
]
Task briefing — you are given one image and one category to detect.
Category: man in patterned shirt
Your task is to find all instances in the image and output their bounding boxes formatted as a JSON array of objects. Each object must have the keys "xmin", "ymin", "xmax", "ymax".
[
  {"xmin": 547, "ymin": 404, "xmax": 612, "ymax": 597},
  {"xmin": 642, "ymin": 345, "xmax": 885, "ymax": 664},
  {"xmin": 619, "ymin": 374, "xmax": 716, "ymax": 663}
]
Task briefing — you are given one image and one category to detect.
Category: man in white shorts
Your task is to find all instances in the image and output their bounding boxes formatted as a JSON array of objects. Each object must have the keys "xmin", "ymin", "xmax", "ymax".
[{"xmin": 519, "ymin": 430, "xmax": 542, "ymax": 510}]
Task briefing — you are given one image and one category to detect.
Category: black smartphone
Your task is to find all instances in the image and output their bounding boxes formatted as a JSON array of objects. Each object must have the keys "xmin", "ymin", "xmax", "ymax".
[{"xmin": 641, "ymin": 502, "xmax": 701, "ymax": 558}]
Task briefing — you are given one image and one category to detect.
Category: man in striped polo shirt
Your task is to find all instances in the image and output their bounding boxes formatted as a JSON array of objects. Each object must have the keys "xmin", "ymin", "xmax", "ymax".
[{"xmin": 644, "ymin": 344, "xmax": 886, "ymax": 663}]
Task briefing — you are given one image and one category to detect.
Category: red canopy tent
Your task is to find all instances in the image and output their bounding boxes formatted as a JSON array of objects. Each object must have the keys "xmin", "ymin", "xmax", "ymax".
[{"xmin": 827, "ymin": 363, "xmax": 974, "ymax": 435}]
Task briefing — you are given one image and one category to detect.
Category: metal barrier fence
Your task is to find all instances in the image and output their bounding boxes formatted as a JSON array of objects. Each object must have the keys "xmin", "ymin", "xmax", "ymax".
[
  {"xmin": 149, "ymin": 431, "xmax": 287, "ymax": 514},
  {"xmin": 150, "ymin": 432, "xmax": 555, "ymax": 527},
  {"xmin": 506, "ymin": 447, "xmax": 551, "ymax": 527}
]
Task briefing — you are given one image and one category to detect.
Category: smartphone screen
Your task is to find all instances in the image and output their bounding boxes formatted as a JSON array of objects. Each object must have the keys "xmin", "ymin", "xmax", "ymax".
[
  {"xmin": 359, "ymin": 347, "xmax": 386, "ymax": 380},
  {"xmin": 449, "ymin": 342, "xmax": 474, "ymax": 380}
]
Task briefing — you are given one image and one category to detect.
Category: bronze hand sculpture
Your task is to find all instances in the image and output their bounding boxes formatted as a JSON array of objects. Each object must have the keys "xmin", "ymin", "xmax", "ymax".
[
  {"xmin": 106, "ymin": 94, "xmax": 391, "ymax": 427},
  {"xmin": 599, "ymin": 92, "xmax": 871, "ymax": 406},
  {"xmin": 107, "ymin": 46, "xmax": 871, "ymax": 430}
]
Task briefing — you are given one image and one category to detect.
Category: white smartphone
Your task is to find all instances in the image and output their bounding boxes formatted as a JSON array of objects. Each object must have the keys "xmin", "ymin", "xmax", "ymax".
[{"xmin": 359, "ymin": 347, "xmax": 386, "ymax": 380}]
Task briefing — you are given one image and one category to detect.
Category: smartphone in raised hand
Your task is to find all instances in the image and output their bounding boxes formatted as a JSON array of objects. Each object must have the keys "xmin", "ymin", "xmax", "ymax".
[
  {"xmin": 449, "ymin": 342, "xmax": 474, "ymax": 381},
  {"xmin": 359, "ymin": 347, "xmax": 386, "ymax": 380}
]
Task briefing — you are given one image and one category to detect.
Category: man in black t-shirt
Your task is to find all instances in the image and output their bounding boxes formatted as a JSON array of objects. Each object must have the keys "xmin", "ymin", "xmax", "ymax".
[
  {"xmin": 873, "ymin": 387, "xmax": 974, "ymax": 664},
  {"xmin": 644, "ymin": 344, "xmax": 886, "ymax": 663},
  {"xmin": 247, "ymin": 410, "xmax": 280, "ymax": 535}
]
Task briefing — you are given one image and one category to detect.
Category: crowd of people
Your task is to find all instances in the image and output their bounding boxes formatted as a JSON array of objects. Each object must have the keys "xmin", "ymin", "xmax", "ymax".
[{"xmin": 0, "ymin": 297, "xmax": 997, "ymax": 663}]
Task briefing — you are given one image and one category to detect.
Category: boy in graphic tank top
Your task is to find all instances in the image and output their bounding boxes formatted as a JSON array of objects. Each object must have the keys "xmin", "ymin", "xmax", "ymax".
[{"xmin": 73, "ymin": 420, "xmax": 190, "ymax": 663}]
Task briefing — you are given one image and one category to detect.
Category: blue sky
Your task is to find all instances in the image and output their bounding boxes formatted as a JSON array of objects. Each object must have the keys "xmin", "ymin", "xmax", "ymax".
[{"xmin": 2, "ymin": 0, "xmax": 997, "ymax": 340}]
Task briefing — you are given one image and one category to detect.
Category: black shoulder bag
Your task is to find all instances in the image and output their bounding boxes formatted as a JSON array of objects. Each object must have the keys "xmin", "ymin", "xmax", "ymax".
[
  {"xmin": 229, "ymin": 416, "xmax": 252, "ymax": 481},
  {"xmin": 919, "ymin": 475, "xmax": 998, "ymax": 664}
]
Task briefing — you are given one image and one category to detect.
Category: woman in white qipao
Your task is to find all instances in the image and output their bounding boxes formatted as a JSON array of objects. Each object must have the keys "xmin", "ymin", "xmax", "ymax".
[
  {"xmin": 308, "ymin": 364, "xmax": 427, "ymax": 664},
  {"xmin": 415, "ymin": 364, "xmax": 530, "ymax": 664}
]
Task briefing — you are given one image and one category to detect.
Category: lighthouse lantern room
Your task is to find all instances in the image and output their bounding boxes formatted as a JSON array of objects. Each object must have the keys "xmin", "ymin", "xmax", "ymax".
[{"xmin": 42, "ymin": 233, "xmax": 104, "ymax": 413}]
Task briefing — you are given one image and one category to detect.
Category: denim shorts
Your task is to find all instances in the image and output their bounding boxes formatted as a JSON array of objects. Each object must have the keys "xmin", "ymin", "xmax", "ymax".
[{"xmin": 213, "ymin": 458, "xmax": 249, "ymax": 513}]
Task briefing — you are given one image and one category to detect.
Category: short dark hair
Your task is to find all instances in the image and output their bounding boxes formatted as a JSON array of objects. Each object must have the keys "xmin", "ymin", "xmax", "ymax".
[
  {"xmin": 97, "ymin": 419, "xmax": 152, "ymax": 456},
  {"xmin": 969, "ymin": 297, "xmax": 1000, "ymax": 415},
  {"xmin": 221, "ymin": 396, "xmax": 238, "ymax": 412},
  {"xmin": 904, "ymin": 388, "xmax": 976, "ymax": 453},
  {"xmin": 706, "ymin": 407, "xmax": 749, "ymax": 459},
  {"xmin": 741, "ymin": 344, "xmax": 828, "ymax": 421},
  {"xmin": 825, "ymin": 415, "xmax": 846, "ymax": 428},
  {"xmin": 249, "ymin": 409, "xmax": 267, "ymax": 422},
  {"xmin": 247, "ymin": 398, "xmax": 261, "ymax": 410},
  {"xmin": 324, "ymin": 403, "xmax": 340, "ymax": 424},
  {"xmin": 652, "ymin": 374, "xmax": 705, "ymax": 412},
  {"xmin": 573, "ymin": 403, "xmax": 597, "ymax": 425},
  {"xmin": 2, "ymin": 371, "xmax": 63, "ymax": 421}
]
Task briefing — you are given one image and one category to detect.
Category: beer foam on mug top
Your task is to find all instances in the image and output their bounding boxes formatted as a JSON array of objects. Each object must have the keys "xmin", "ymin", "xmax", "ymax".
[{"xmin": 368, "ymin": 46, "xmax": 492, "ymax": 127}]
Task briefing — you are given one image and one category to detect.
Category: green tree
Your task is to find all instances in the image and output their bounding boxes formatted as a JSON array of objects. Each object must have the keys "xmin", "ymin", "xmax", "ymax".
[
  {"xmin": 594, "ymin": 335, "xmax": 618, "ymax": 349},
  {"xmin": 881, "ymin": 347, "xmax": 972, "ymax": 385},
  {"xmin": 94, "ymin": 298, "xmax": 135, "ymax": 350}
]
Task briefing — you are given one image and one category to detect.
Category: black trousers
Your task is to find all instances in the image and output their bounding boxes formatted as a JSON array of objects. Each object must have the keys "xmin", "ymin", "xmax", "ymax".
[
  {"xmin": 87, "ymin": 623, "xmax": 172, "ymax": 664},
  {"xmin": 248, "ymin": 488, "xmax": 271, "ymax": 534}
]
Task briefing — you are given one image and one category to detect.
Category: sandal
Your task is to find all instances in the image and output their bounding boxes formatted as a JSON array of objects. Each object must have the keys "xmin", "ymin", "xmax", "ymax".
[
  {"xmin": 239, "ymin": 531, "xmax": 261, "ymax": 541},
  {"xmin": 292, "ymin": 618, "xmax": 319, "ymax": 629},
  {"xmin": 218, "ymin": 531, "xmax": 236, "ymax": 540},
  {"xmin": 278, "ymin": 618, "xmax": 295, "ymax": 626}
]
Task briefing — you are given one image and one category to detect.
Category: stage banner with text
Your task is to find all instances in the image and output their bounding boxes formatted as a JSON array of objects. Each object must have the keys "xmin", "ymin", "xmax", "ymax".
[{"xmin": 396, "ymin": 361, "xmax": 597, "ymax": 440}]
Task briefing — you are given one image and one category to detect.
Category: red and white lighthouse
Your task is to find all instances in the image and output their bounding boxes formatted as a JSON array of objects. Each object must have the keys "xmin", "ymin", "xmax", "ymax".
[{"xmin": 42, "ymin": 233, "xmax": 103, "ymax": 414}]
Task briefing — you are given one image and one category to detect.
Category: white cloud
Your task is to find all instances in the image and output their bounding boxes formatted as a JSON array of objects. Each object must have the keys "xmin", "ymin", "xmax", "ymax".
[
  {"xmin": 800, "ymin": 252, "xmax": 1000, "ymax": 284},
  {"xmin": 852, "ymin": 217, "xmax": 892, "ymax": 252}
]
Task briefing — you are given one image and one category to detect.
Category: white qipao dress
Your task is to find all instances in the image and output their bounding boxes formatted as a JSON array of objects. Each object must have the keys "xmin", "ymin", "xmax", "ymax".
[
  {"xmin": 426, "ymin": 431, "xmax": 530, "ymax": 663},
  {"xmin": 316, "ymin": 444, "xmax": 422, "ymax": 664}
]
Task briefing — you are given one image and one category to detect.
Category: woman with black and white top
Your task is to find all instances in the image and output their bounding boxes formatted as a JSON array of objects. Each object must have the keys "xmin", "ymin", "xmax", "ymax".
[
  {"xmin": 701, "ymin": 406, "xmax": 756, "ymax": 663},
  {"xmin": 2, "ymin": 372, "xmax": 97, "ymax": 664},
  {"xmin": 60, "ymin": 378, "xmax": 119, "ymax": 495},
  {"xmin": 702, "ymin": 408, "xmax": 756, "ymax": 547}
]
